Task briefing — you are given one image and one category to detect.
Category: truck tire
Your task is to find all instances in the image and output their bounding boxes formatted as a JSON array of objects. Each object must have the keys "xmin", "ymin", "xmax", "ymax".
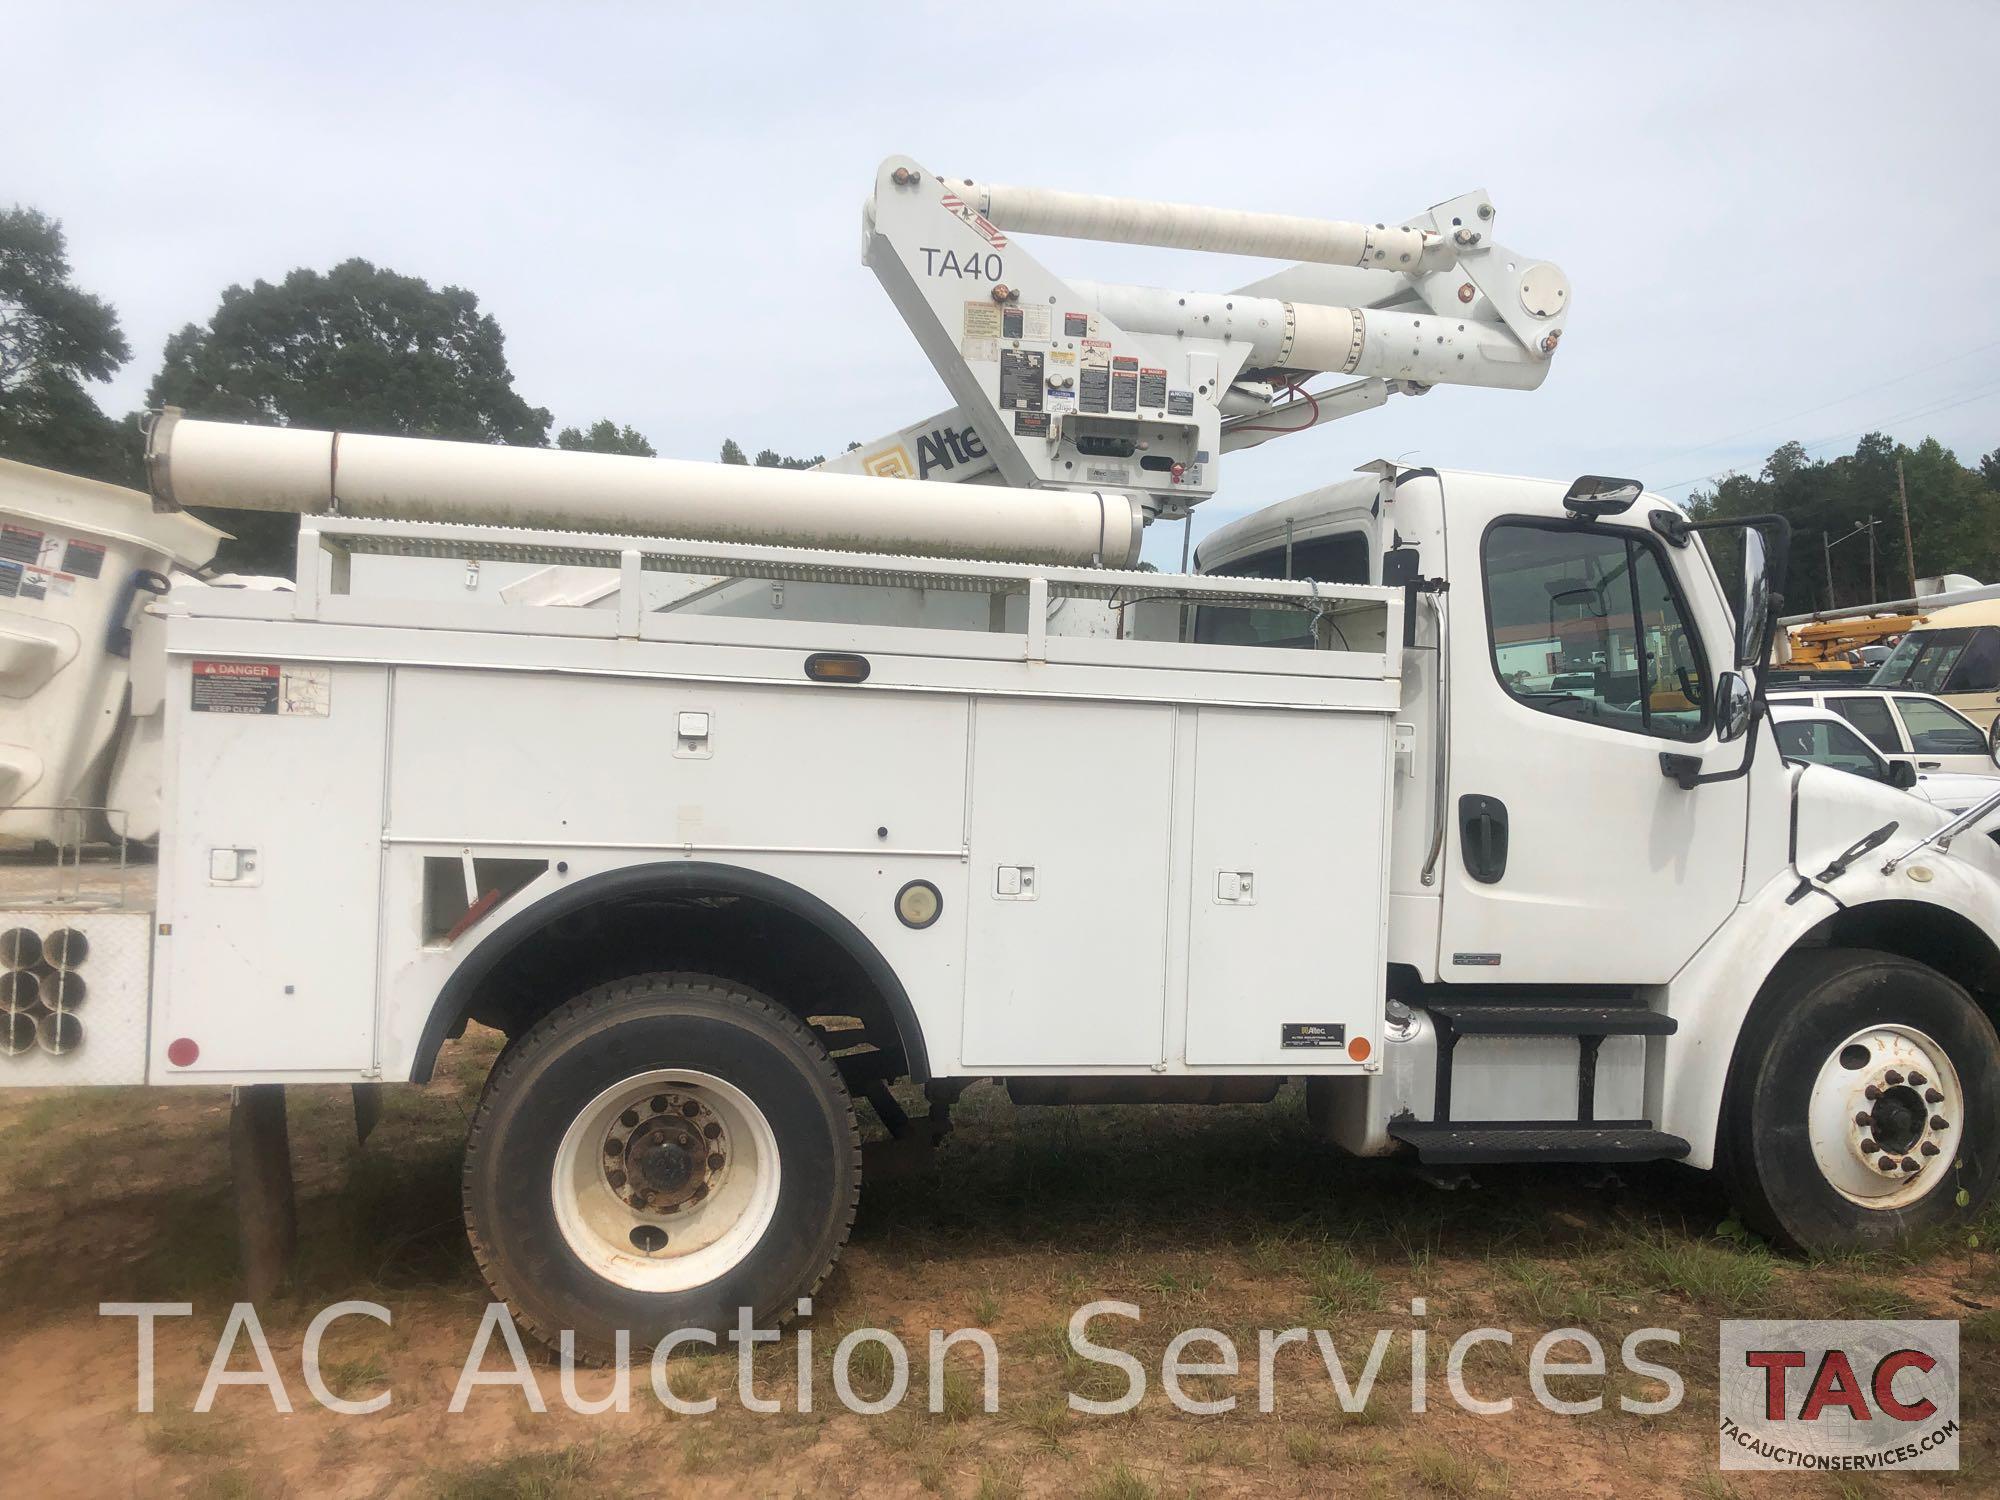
[
  {"xmin": 462, "ymin": 972, "xmax": 860, "ymax": 1362},
  {"xmin": 1722, "ymin": 948, "xmax": 2000, "ymax": 1251}
]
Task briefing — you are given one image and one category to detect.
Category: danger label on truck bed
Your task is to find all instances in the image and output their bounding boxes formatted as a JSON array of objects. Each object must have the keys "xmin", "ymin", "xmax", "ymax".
[{"xmin": 191, "ymin": 660, "xmax": 331, "ymax": 717}]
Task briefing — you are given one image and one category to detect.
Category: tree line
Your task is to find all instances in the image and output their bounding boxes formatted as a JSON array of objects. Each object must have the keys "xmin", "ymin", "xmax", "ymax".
[
  {"xmin": 1687, "ymin": 433, "xmax": 2000, "ymax": 613},
  {"xmin": 0, "ymin": 206, "xmax": 829, "ymax": 572}
]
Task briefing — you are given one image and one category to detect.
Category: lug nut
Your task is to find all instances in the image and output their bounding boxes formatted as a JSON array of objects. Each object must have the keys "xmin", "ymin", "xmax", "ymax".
[
  {"xmin": 1909, "ymin": 1072, "xmax": 1927, "ymax": 1087},
  {"xmin": 1925, "ymin": 1088, "xmax": 1944, "ymax": 1104},
  {"xmin": 1861, "ymin": 1139, "xmax": 1881, "ymax": 1154},
  {"xmin": 1854, "ymin": 1112, "xmax": 1873, "ymax": 1127},
  {"xmin": 1865, "ymin": 1084, "xmax": 1882, "ymax": 1100},
  {"xmin": 1879, "ymin": 1158, "xmax": 1902, "ymax": 1173},
  {"xmin": 1901, "ymin": 1158, "xmax": 1920, "ymax": 1173},
  {"xmin": 1931, "ymin": 1116, "xmax": 1950, "ymax": 1131},
  {"xmin": 1921, "ymin": 1142, "xmax": 1940, "ymax": 1157},
  {"xmin": 1885, "ymin": 1070, "xmax": 1904, "ymax": 1085}
]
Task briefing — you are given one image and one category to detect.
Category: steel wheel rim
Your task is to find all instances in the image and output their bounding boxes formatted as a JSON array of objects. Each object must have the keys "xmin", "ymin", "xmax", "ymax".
[
  {"xmin": 551, "ymin": 1068, "xmax": 781, "ymax": 1292},
  {"xmin": 1807, "ymin": 1023, "xmax": 1964, "ymax": 1209}
]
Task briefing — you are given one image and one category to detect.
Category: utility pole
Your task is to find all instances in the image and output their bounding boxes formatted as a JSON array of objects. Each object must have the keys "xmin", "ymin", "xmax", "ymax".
[
  {"xmin": 1824, "ymin": 532, "xmax": 1836, "ymax": 610},
  {"xmin": 1896, "ymin": 458, "xmax": 1919, "ymax": 595},
  {"xmin": 1867, "ymin": 516, "xmax": 1877, "ymax": 603}
]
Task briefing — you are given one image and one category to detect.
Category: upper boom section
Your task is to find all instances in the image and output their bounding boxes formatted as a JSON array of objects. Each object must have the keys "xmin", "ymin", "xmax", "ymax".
[{"xmin": 851, "ymin": 157, "xmax": 1571, "ymax": 517}]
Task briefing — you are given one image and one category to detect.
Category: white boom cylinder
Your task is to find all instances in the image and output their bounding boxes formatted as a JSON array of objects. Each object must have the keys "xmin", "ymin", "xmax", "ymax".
[
  {"xmin": 146, "ymin": 414, "xmax": 1146, "ymax": 568},
  {"xmin": 969, "ymin": 181, "xmax": 1453, "ymax": 273},
  {"xmin": 1065, "ymin": 281, "xmax": 1548, "ymax": 391}
]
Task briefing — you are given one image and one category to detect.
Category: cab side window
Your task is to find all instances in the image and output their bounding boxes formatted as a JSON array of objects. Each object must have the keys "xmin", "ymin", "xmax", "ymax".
[
  {"xmin": 1192, "ymin": 531, "xmax": 1371, "ymax": 648},
  {"xmin": 1482, "ymin": 521, "xmax": 1708, "ymax": 742},
  {"xmin": 1895, "ymin": 695, "xmax": 1987, "ymax": 754},
  {"xmin": 1946, "ymin": 628, "xmax": 2000, "ymax": 693},
  {"xmin": 1825, "ymin": 695, "xmax": 1900, "ymax": 752}
]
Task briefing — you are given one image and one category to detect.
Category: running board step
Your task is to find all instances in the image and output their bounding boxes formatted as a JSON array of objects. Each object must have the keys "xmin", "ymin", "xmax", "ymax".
[
  {"xmin": 1389, "ymin": 1121, "xmax": 1691, "ymax": 1164},
  {"xmin": 1424, "ymin": 1002, "xmax": 1677, "ymax": 1037}
]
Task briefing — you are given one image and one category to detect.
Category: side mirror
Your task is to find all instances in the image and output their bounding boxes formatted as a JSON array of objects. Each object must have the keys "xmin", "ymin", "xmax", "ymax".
[
  {"xmin": 1562, "ymin": 475, "xmax": 1644, "ymax": 519},
  {"xmin": 1889, "ymin": 760, "xmax": 1919, "ymax": 791},
  {"xmin": 1715, "ymin": 671, "xmax": 1753, "ymax": 742},
  {"xmin": 1737, "ymin": 527, "xmax": 1773, "ymax": 667},
  {"xmin": 1988, "ymin": 714, "xmax": 2000, "ymax": 771}
]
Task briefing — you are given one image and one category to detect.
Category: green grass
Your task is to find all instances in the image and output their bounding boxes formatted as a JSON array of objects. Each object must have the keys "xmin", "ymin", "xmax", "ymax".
[
  {"xmin": 1618, "ymin": 1231, "xmax": 1774, "ymax": 1313},
  {"xmin": 1499, "ymin": 1254, "xmax": 1610, "ymax": 1323},
  {"xmin": 1084, "ymin": 1462, "xmax": 1157, "ymax": 1500},
  {"xmin": 1409, "ymin": 1443, "xmax": 1493, "ymax": 1498},
  {"xmin": 429, "ymin": 1445, "xmax": 602, "ymax": 1500},
  {"xmin": 1305, "ymin": 1244, "xmax": 1384, "ymax": 1317},
  {"xmin": 145, "ymin": 1410, "xmax": 239, "ymax": 1459}
]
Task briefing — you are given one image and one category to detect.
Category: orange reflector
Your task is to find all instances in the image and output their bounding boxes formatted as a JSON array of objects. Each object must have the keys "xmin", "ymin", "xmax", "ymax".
[
  {"xmin": 805, "ymin": 652, "xmax": 871, "ymax": 683},
  {"xmin": 1347, "ymin": 1036, "xmax": 1372, "ymax": 1063}
]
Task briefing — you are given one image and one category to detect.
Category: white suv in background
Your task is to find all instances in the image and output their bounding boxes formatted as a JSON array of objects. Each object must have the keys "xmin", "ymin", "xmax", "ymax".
[
  {"xmin": 1766, "ymin": 686, "xmax": 1993, "ymax": 774},
  {"xmin": 1769, "ymin": 705, "xmax": 2000, "ymax": 817}
]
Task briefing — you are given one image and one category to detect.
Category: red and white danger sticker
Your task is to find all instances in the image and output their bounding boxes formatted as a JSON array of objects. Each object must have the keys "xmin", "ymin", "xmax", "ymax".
[{"xmin": 191, "ymin": 660, "xmax": 330, "ymax": 717}]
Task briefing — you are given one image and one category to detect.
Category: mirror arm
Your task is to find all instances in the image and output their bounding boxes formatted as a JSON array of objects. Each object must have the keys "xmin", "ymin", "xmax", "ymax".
[
  {"xmin": 1670, "ymin": 512, "xmax": 1793, "ymax": 666},
  {"xmin": 1662, "ymin": 667, "xmax": 1772, "ymax": 791}
]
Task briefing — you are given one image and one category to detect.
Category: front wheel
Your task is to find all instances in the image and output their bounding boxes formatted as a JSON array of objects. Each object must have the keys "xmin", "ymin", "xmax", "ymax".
[
  {"xmin": 1722, "ymin": 948, "xmax": 2000, "ymax": 1250},
  {"xmin": 462, "ymin": 973, "xmax": 861, "ymax": 1362}
]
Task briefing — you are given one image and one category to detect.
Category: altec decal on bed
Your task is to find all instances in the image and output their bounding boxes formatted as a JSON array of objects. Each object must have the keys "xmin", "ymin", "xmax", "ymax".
[{"xmin": 189, "ymin": 661, "xmax": 332, "ymax": 717}]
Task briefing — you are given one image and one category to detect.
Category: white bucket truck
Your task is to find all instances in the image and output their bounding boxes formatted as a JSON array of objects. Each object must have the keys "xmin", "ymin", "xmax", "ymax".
[{"xmin": 0, "ymin": 162, "xmax": 1995, "ymax": 1362}]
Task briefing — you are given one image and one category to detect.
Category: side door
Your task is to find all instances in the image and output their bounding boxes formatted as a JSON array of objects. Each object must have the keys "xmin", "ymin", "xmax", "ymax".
[
  {"xmin": 1438, "ymin": 500, "xmax": 1749, "ymax": 985},
  {"xmin": 1889, "ymin": 694, "xmax": 1993, "ymax": 775},
  {"xmin": 1822, "ymin": 693, "xmax": 1907, "ymax": 764}
]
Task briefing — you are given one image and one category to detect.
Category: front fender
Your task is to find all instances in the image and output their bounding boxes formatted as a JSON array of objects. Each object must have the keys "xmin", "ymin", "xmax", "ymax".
[{"xmin": 1659, "ymin": 769, "xmax": 2000, "ymax": 1168}]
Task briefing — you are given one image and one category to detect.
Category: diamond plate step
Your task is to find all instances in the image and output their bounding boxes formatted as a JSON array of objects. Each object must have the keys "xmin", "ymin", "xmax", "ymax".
[
  {"xmin": 1388, "ymin": 1120, "xmax": 1691, "ymax": 1164},
  {"xmin": 1423, "ymin": 1002, "xmax": 1677, "ymax": 1037}
]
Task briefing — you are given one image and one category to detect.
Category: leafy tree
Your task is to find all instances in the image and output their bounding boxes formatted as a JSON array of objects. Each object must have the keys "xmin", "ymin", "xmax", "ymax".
[
  {"xmin": 1688, "ymin": 432, "xmax": 2000, "ymax": 611},
  {"xmin": 557, "ymin": 419, "xmax": 654, "ymax": 457},
  {"xmin": 719, "ymin": 437, "xmax": 823, "ymax": 469},
  {"xmin": 754, "ymin": 447, "xmax": 823, "ymax": 470},
  {"xmin": 149, "ymin": 258, "xmax": 553, "ymax": 572},
  {"xmin": 0, "ymin": 206, "xmax": 136, "ymax": 483}
]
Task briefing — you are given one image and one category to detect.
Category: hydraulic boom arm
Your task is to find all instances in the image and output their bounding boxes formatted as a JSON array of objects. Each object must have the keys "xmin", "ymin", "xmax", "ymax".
[{"xmin": 830, "ymin": 157, "xmax": 1571, "ymax": 517}]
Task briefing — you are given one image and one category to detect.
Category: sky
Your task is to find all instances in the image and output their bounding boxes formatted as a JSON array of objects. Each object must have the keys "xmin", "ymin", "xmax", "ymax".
[{"xmin": 12, "ymin": 1, "xmax": 2000, "ymax": 567}]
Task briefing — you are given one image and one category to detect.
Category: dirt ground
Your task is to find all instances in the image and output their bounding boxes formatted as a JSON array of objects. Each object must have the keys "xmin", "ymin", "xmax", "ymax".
[{"xmin": 0, "ymin": 1024, "xmax": 1994, "ymax": 1499}]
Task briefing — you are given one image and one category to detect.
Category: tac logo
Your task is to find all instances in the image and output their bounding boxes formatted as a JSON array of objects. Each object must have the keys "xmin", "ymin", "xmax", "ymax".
[
  {"xmin": 859, "ymin": 446, "xmax": 916, "ymax": 480},
  {"xmin": 1719, "ymin": 1320, "xmax": 1958, "ymax": 1471}
]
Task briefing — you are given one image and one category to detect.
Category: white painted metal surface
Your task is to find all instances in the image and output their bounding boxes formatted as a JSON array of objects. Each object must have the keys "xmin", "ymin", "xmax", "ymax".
[
  {"xmin": 134, "ymin": 516, "xmax": 1400, "ymax": 1085},
  {"xmin": 856, "ymin": 159, "xmax": 1568, "ymax": 510},
  {"xmin": 148, "ymin": 413, "xmax": 1145, "ymax": 568},
  {"xmin": 966, "ymin": 180, "xmax": 1455, "ymax": 272},
  {"xmin": 0, "ymin": 459, "xmax": 222, "ymax": 844}
]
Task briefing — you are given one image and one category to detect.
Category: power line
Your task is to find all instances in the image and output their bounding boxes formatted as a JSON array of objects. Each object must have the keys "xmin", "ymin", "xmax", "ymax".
[
  {"xmin": 1640, "ymin": 340, "xmax": 2000, "ymax": 470},
  {"xmin": 1656, "ymin": 376, "xmax": 2000, "ymax": 494}
]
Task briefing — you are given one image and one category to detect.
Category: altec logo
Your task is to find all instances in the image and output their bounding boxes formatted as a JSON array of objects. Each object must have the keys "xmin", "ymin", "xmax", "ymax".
[{"xmin": 1719, "ymin": 1320, "xmax": 1959, "ymax": 1471}]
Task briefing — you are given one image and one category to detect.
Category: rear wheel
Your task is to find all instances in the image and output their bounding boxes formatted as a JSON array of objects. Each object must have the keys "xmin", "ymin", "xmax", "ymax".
[
  {"xmin": 1722, "ymin": 948, "xmax": 2000, "ymax": 1250},
  {"xmin": 463, "ymin": 972, "xmax": 860, "ymax": 1362}
]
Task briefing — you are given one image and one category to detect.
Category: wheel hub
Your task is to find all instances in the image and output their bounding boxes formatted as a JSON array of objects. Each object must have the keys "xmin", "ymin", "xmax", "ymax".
[
  {"xmin": 1810, "ymin": 1024, "xmax": 1964, "ymax": 1208},
  {"xmin": 551, "ymin": 1066, "xmax": 783, "ymax": 1295},
  {"xmin": 601, "ymin": 1091, "xmax": 728, "ymax": 1215}
]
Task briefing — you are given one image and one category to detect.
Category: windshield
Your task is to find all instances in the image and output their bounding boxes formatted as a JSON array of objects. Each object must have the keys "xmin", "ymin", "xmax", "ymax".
[
  {"xmin": 1773, "ymin": 717, "xmax": 1890, "ymax": 782},
  {"xmin": 1872, "ymin": 626, "xmax": 2000, "ymax": 695}
]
